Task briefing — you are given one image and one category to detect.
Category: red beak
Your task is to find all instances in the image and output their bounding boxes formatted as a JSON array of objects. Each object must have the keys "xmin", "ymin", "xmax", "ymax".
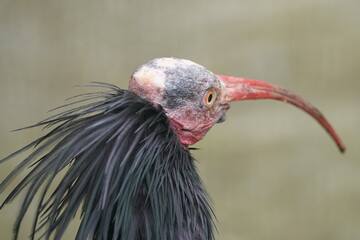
[{"xmin": 216, "ymin": 74, "xmax": 346, "ymax": 153}]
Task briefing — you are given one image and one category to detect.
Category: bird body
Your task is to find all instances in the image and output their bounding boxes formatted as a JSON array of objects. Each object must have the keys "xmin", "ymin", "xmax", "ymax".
[
  {"xmin": 0, "ymin": 58, "xmax": 345, "ymax": 240},
  {"xmin": 1, "ymin": 88, "xmax": 214, "ymax": 240}
]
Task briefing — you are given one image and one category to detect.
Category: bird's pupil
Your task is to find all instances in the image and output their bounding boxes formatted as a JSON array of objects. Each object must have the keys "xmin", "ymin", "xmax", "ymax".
[{"xmin": 208, "ymin": 93, "xmax": 213, "ymax": 103}]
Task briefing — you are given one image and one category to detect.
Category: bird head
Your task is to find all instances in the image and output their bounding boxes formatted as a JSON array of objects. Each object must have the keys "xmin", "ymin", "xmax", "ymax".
[{"xmin": 129, "ymin": 57, "xmax": 345, "ymax": 152}]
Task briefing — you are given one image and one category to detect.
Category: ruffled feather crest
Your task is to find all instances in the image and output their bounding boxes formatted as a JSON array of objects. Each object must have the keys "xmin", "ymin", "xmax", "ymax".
[{"xmin": 0, "ymin": 83, "xmax": 214, "ymax": 240}]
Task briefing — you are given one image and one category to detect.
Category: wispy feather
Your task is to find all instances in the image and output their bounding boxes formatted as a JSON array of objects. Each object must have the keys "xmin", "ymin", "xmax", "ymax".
[{"xmin": 0, "ymin": 83, "xmax": 214, "ymax": 240}]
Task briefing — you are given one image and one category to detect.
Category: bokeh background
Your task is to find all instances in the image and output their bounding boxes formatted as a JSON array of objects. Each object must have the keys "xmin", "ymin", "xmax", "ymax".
[{"xmin": 0, "ymin": 0, "xmax": 359, "ymax": 239}]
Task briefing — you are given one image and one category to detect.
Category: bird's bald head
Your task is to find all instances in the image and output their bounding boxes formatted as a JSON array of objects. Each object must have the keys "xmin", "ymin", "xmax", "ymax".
[{"xmin": 129, "ymin": 58, "xmax": 229, "ymax": 146}]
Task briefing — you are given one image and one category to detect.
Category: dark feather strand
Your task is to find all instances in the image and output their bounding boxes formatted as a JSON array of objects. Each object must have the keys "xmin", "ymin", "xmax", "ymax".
[{"xmin": 0, "ymin": 83, "xmax": 215, "ymax": 240}]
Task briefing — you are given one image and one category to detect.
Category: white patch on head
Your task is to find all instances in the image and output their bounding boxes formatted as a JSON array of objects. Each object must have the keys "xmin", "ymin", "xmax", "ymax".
[
  {"xmin": 154, "ymin": 58, "xmax": 198, "ymax": 69},
  {"xmin": 131, "ymin": 65, "xmax": 166, "ymax": 90},
  {"xmin": 129, "ymin": 65, "xmax": 166, "ymax": 106}
]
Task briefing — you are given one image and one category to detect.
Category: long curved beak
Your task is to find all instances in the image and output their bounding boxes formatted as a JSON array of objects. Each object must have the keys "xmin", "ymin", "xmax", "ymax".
[{"xmin": 216, "ymin": 74, "xmax": 346, "ymax": 153}]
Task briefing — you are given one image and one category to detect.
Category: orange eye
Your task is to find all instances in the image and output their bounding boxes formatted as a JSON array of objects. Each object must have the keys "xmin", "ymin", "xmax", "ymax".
[{"xmin": 204, "ymin": 89, "xmax": 216, "ymax": 106}]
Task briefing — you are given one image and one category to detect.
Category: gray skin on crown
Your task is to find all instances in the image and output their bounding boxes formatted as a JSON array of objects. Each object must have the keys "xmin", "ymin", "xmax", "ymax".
[{"xmin": 138, "ymin": 58, "xmax": 221, "ymax": 109}]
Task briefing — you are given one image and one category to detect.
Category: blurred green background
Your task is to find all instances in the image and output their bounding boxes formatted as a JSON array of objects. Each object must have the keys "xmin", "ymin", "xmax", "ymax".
[{"xmin": 0, "ymin": 0, "xmax": 359, "ymax": 239}]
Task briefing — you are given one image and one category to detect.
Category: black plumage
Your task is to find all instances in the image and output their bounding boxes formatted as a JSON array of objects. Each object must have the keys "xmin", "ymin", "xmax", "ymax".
[{"xmin": 0, "ymin": 83, "xmax": 214, "ymax": 240}]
